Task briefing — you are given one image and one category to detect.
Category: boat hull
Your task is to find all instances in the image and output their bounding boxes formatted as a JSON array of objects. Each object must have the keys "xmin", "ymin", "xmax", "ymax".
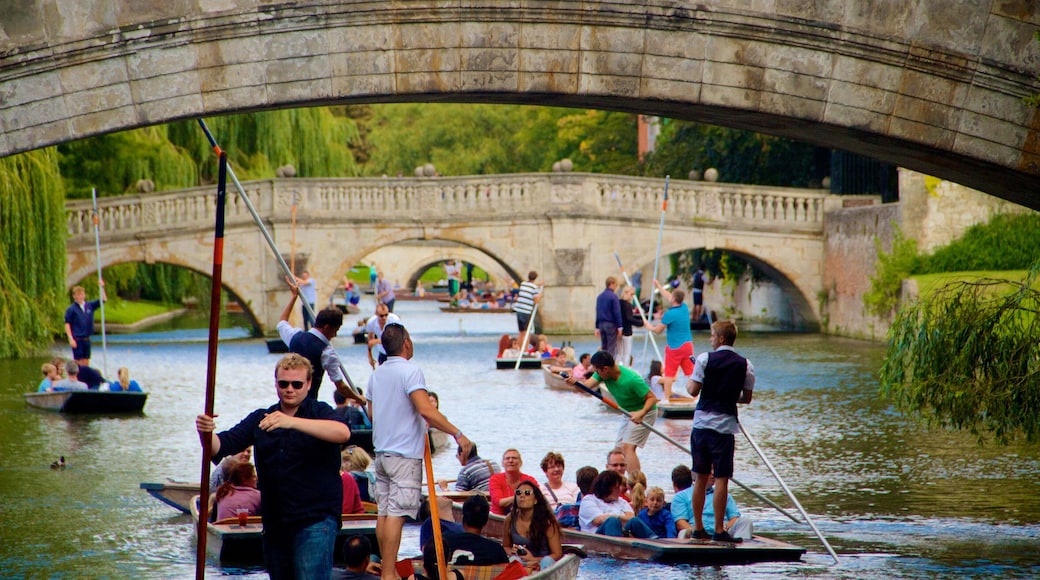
[
  {"xmin": 456, "ymin": 505, "xmax": 804, "ymax": 565},
  {"xmin": 140, "ymin": 480, "xmax": 197, "ymax": 513},
  {"xmin": 657, "ymin": 398, "xmax": 698, "ymax": 419},
  {"xmin": 497, "ymin": 357, "xmax": 543, "ymax": 369},
  {"xmin": 23, "ymin": 390, "xmax": 147, "ymax": 413},
  {"xmin": 410, "ymin": 552, "xmax": 580, "ymax": 580},
  {"xmin": 266, "ymin": 338, "xmax": 288, "ymax": 353}
]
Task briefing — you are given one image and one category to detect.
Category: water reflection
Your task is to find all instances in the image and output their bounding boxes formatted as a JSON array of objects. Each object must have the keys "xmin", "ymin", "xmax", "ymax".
[{"xmin": 0, "ymin": 299, "xmax": 1037, "ymax": 579}]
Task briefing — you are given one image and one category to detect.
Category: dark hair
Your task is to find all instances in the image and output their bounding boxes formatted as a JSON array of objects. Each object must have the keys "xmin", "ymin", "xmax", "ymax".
[
  {"xmin": 381, "ymin": 323, "xmax": 409, "ymax": 356},
  {"xmin": 590, "ymin": 351, "xmax": 615, "ymax": 369},
  {"xmin": 504, "ymin": 481, "xmax": 559, "ymax": 555},
  {"xmin": 579, "ymin": 353, "xmax": 590, "ymax": 364},
  {"xmin": 647, "ymin": 360, "xmax": 662, "ymax": 379},
  {"xmin": 671, "ymin": 464, "xmax": 693, "ymax": 491},
  {"xmin": 314, "ymin": 307, "xmax": 344, "ymax": 330},
  {"xmin": 592, "ymin": 470, "xmax": 624, "ymax": 500},
  {"xmin": 215, "ymin": 461, "xmax": 256, "ymax": 503},
  {"xmin": 342, "ymin": 534, "xmax": 372, "ymax": 568},
  {"xmin": 576, "ymin": 466, "xmax": 598, "ymax": 495},
  {"xmin": 333, "ymin": 390, "xmax": 347, "ymax": 405},
  {"xmin": 458, "ymin": 442, "xmax": 478, "ymax": 461},
  {"xmin": 461, "ymin": 494, "xmax": 491, "ymax": 529},
  {"xmin": 527, "ymin": 270, "xmax": 538, "ymax": 281}
]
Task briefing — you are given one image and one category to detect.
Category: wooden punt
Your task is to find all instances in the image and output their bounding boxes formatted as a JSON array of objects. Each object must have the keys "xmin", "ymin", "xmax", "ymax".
[
  {"xmin": 405, "ymin": 552, "xmax": 581, "ymax": 580},
  {"xmin": 266, "ymin": 338, "xmax": 288, "ymax": 353},
  {"xmin": 439, "ymin": 306, "xmax": 513, "ymax": 313},
  {"xmin": 496, "ymin": 356, "xmax": 544, "ymax": 370},
  {"xmin": 542, "ymin": 365, "xmax": 573, "ymax": 391},
  {"xmin": 456, "ymin": 505, "xmax": 805, "ymax": 565},
  {"xmin": 140, "ymin": 480, "xmax": 197, "ymax": 513},
  {"xmin": 190, "ymin": 496, "xmax": 377, "ymax": 564},
  {"xmin": 23, "ymin": 390, "xmax": 147, "ymax": 413},
  {"xmin": 657, "ymin": 397, "xmax": 698, "ymax": 419}
]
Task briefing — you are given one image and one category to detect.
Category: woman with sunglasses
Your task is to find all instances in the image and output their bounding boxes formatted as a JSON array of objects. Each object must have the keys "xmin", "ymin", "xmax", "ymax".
[{"xmin": 502, "ymin": 481, "xmax": 563, "ymax": 571}]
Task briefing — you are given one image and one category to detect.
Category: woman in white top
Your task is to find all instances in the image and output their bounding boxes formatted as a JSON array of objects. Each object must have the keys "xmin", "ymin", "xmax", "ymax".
[
  {"xmin": 538, "ymin": 451, "xmax": 580, "ymax": 511},
  {"xmin": 577, "ymin": 470, "xmax": 657, "ymax": 538}
]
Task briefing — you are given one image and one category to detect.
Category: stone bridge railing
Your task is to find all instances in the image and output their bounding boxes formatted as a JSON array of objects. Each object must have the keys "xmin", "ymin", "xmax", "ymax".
[{"xmin": 67, "ymin": 173, "xmax": 835, "ymax": 243}]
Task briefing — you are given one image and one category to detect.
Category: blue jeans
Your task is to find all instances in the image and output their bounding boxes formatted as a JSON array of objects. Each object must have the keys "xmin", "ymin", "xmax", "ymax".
[
  {"xmin": 596, "ymin": 516, "xmax": 658, "ymax": 539},
  {"xmin": 263, "ymin": 515, "xmax": 338, "ymax": 580},
  {"xmin": 302, "ymin": 303, "xmax": 316, "ymax": 330}
]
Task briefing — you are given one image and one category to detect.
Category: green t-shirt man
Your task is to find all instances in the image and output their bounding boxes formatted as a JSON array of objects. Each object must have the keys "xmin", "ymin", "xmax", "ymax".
[{"xmin": 591, "ymin": 365, "xmax": 657, "ymax": 413}]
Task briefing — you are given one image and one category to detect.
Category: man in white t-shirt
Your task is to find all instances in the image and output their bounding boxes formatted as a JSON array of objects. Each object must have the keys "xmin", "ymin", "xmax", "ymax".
[{"xmin": 367, "ymin": 323, "xmax": 473, "ymax": 580}]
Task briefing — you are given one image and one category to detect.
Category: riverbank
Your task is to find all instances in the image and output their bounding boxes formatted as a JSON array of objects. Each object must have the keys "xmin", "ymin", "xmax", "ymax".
[{"xmin": 94, "ymin": 308, "xmax": 189, "ymax": 334}]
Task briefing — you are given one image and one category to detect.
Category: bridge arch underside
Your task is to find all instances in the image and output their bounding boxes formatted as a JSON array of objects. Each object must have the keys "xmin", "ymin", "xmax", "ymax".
[
  {"xmin": 3, "ymin": 3, "xmax": 1039, "ymax": 207},
  {"xmin": 67, "ymin": 256, "xmax": 264, "ymax": 334},
  {"xmin": 350, "ymin": 240, "xmax": 520, "ymax": 296}
]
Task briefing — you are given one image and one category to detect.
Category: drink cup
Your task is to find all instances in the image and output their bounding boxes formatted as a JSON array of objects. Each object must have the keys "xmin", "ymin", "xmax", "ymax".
[{"xmin": 238, "ymin": 511, "xmax": 248, "ymax": 527}]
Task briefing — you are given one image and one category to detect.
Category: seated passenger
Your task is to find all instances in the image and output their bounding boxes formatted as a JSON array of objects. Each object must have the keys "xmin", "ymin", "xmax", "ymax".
[
  {"xmin": 38, "ymin": 363, "xmax": 60, "ymax": 392},
  {"xmin": 546, "ymin": 351, "xmax": 576, "ymax": 375},
  {"xmin": 214, "ymin": 462, "xmax": 262, "ymax": 520},
  {"xmin": 577, "ymin": 471, "xmax": 657, "ymax": 539},
  {"xmin": 423, "ymin": 494, "xmax": 507, "ymax": 579},
  {"xmin": 342, "ymin": 445, "xmax": 376, "ymax": 503},
  {"xmin": 538, "ymin": 451, "xmax": 579, "ymax": 511},
  {"xmin": 340, "ymin": 449, "xmax": 364, "ymax": 514},
  {"xmin": 76, "ymin": 364, "xmax": 106, "ymax": 389},
  {"xmin": 502, "ymin": 481, "xmax": 563, "ymax": 572},
  {"xmin": 500, "ymin": 337, "xmax": 522, "ymax": 360},
  {"xmin": 554, "ymin": 465, "xmax": 597, "ymax": 529},
  {"xmin": 637, "ymin": 486, "xmax": 677, "ymax": 538},
  {"xmin": 570, "ymin": 353, "xmax": 591, "ymax": 381},
  {"xmin": 489, "ymin": 448, "xmax": 539, "ymax": 516},
  {"xmin": 108, "ymin": 367, "xmax": 143, "ymax": 392},
  {"xmin": 447, "ymin": 442, "xmax": 498, "ymax": 493},
  {"xmin": 51, "ymin": 361, "xmax": 88, "ymax": 391}
]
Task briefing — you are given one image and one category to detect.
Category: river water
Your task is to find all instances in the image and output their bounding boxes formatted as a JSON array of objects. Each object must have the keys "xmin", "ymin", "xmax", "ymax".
[{"xmin": 1, "ymin": 299, "xmax": 1038, "ymax": 579}]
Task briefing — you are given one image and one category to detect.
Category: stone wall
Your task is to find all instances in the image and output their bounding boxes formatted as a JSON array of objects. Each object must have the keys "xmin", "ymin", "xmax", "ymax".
[{"xmin": 823, "ymin": 169, "xmax": 1030, "ymax": 340}]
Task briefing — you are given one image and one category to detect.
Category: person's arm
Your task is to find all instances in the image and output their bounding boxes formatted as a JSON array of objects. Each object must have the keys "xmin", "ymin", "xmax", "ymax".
[
  {"xmin": 738, "ymin": 360, "xmax": 756, "ymax": 404},
  {"xmin": 490, "ymin": 475, "xmax": 513, "ymax": 512},
  {"xmin": 279, "ymin": 276, "xmax": 300, "ymax": 322},
  {"xmin": 195, "ymin": 413, "xmax": 223, "ymax": 456},
  {"xmin": 653, "ymin": 279, "xmax": 673, "ymax": 305},
  {"xmin": 64, "ymin": 322, "xmax": 76, "ymax": 349},
  {"xmin": 629, "ymin": 389, "xmax": 658, "ymax": 424},
  {"xmin": 258, "ymin": 411, "xmax": 351, "ymax": 444},
  {"xmin": 501, "ymin": 516, "xmax": 514, "ymax": 551},
  {"xmin": 612, "ymin": 297, "xmax": 623, "ymax": 333},
  {"xmin": 409, "ymin": 390, "xmax": 473, "ymax": 458}
]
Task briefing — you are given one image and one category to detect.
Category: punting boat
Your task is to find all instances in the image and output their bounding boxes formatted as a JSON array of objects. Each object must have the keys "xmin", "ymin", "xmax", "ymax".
[
  {"xmin": 266, "ymin": 338, "xmax": 288, "ymax": 353},
  {"xmin": 405, "ymin": 552, "xmax": 581, "ymax": 580},
  {"xmin": 140, "ymin": 480, "xmax": 197, "ymax": 513},
  {"xmin": 191, "ymin": 496, "xmax": 377, "ymax": 564},
  {"xmin": 459, "ymin": 505, "xmax": 805, "ymax": 565},
  {"xmin": 23, "ymin": 390, "xmax": 147, "ymax": 413},
  {"xmin": 496, "ymin": 356, "xmax": 543, "ymax": 370},
  {"xmin": 352, "ymin": 329, "xmax": 367, "ymax": 344},
  {"xmin": 439, "ymin": 306, "xmax": 513, "ymax": 314},
  {"xmin": 657, "ymin": 397, "xmax": 698, "ymax": 419},
  {"xmin": 542, "ymin": 366, "xmax": 574, "ymax": 391}
]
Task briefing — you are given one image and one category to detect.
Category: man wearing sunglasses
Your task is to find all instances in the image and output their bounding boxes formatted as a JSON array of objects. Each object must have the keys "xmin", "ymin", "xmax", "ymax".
[{"xmin": 195, "ymin": 353, "xmax": 352, "ymax": 579}]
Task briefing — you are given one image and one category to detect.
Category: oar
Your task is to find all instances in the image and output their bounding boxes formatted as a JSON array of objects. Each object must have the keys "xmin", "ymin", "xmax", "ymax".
[
  {"xmin": 613, "ymin": 252, "xmax": 662, "ymax": 364},
  {"xmin": 641, "ymin": 176, "xmax": 669, "ymax": 365},
  {"xmin": 568, "ymin": 379, "xmax": 803, "ymax": 524},
  {"xmin": 740, "ymin": 423, "xmax": 840, "ymax": 564},
  {"xmin": 195, "ymin": 151, "xmax": 228, "ymax": 580},
  {"xmin": 196, "ymin": 119, "xmax": 365, "ymax": 403},
  {"xmin": 423, "ymin": 433, "xmax": 450, "ymax": 580},
  {"xmin": 90, "ymin": 187, "xmax": 108, "ymax": 377},
  {"xmin": 514, "ymin": 301, "xmax": 539, "ymax": 369}
]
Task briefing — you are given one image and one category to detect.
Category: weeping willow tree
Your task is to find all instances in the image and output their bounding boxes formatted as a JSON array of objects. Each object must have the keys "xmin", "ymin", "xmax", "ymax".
[
  {"xmin": 168, "ymin": 107, "xmax": 361, "ymax": 182},
  {"xmin": 879, "ymin": 267, "xmax": 1040, "ymax": 445},
  {"xmin": 0, "ymin": 148, "xmax": 67, "ymax": 358}
]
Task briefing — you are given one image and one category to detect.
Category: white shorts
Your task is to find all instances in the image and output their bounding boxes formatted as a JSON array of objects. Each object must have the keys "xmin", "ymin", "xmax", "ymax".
[
  {"xmin": 374, "ymin": 453, "xmax": 423, "ymax": 518},
  {"xmin": 616, "ymin": 407, "xmax": 657, "ymax": 448}
]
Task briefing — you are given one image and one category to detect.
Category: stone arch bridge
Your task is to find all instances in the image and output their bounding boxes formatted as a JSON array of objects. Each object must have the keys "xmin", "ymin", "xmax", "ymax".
[
  {"xmin": 66, "ymin": 173, "xmax": 836, "ymax": 333},
  {"xmin": 3, "ymin": 1, "xmax": 1039, "ymax": 206}
]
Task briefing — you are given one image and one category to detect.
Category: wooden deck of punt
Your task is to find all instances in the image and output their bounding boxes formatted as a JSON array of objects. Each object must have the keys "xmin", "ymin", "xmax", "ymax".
[
  {"xmin": 496, "ymin": 356, "xmax": 543, "ymax": 369},
  {"xmin": 439, "ymin": 306, "xmax": 514, "ymax": 313},
  {"xmin": 406, "ymin": 552, "xmax": 581, "ymax": 580},
  {"xmin": 191, "ymin": 496, "xmax": 377, "ymax": 564},
  {"xmin": 455, "ymin": 504, "xmax": 805, "ymax": 565},
  {"xmin": 657, "ymin": 397, "xmax": 698, "ymax": 419},
  {"xmin": 23, "ymin": 390, "xmax": 147, "ymax": 413}
]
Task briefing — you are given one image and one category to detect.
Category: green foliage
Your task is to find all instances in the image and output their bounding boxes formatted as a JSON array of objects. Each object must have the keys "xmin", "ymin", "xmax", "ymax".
[
  {"xmin": 917, "ymin": 213, "xmax": 1040, "ymax": 273},
  {"xmin": 0, "ymin": 148, "xmax": 67, "ymax": 357},
  {"xmin": 880, "ymin": 267, "xmax": 1040, "ymax": 445},
  {"xmin": 641, "ymin": 120, "xmax": 819, "ymax": 186},
  {"xmin": 58, "ymin": 125, "xmax": 198, "ymax": 199},
  {"xmin": 362, "ymin": 104, "xmax": 639, "ymax": 176},
  {"xmin": 864, "ymin": 226, "xmax": 921, "ymax": 317}
]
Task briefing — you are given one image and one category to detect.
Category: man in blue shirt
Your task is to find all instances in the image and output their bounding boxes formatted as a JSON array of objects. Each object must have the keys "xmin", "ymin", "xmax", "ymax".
[
  {"xmin": 195, "ymin": 353, "xmax": 352, "ymax": 578},
  {"xmin": 594, "ymin": 276, "xmax": 623, "ymax": 358},
  {"xmin": 64, "ymin": 284, "xmax": 106, "ymax": 367}
]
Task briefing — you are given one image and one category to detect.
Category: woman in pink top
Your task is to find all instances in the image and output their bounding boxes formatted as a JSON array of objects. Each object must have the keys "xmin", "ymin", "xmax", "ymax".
[
  {"xmin": 488, "ymin": 448, "xmax": 539, "ymax": 515},
  {"xmin": 214, "ymin": 462, "xmax": 262, "ymax": 520}
]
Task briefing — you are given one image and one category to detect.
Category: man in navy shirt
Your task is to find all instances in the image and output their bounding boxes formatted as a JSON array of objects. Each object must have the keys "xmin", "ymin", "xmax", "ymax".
[
  {"xmin": 64, "ymin": 284, "xmax": 106, "ymax": 367},
  {"xmin": 196, "ymin": 353, "xmax": 352, "ymax": 578},
  {"xmin": 594, "ymin": 276, "xmax": 623, "ymax": 358}
]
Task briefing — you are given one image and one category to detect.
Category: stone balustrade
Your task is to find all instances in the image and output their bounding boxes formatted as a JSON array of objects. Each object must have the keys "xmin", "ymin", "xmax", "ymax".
[{"xmin": 67, "ymin": 174, "xmax": 831, "ymax": 243}]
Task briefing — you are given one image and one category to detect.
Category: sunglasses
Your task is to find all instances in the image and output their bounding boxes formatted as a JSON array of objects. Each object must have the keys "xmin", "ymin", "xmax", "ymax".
[
  {"xmin": 277, "ymin": 379, "xmax": 306, "ymax": 390},
  {"xmin": 514, "ymin": 488, "xmax": 534, "ymax": 497}
]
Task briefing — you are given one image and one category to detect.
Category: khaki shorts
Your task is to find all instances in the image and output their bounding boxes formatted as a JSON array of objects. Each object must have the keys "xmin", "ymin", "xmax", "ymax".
[
  {"xmin": 616, "ymin": 406, "xmax": 657, "ymax": 448},
  {"xmin": 374, "ymin": 453, "xmax": 423, "ymax": 518}
]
